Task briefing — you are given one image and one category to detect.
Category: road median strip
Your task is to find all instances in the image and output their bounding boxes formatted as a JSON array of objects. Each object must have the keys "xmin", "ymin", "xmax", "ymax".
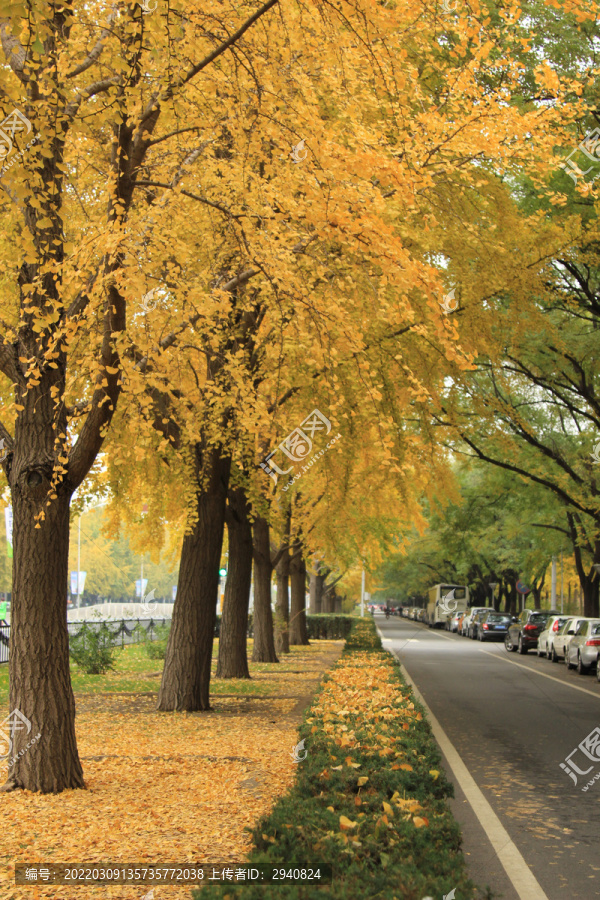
[{"xmin": 197, "ymin": 617, "xmax": 475, "ymax": 899}]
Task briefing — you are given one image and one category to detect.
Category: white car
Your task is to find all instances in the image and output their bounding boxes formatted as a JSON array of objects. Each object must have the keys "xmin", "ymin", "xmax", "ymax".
[
  {"xmin": 566, "ymin": 619, "xmax": 600, "ymax": 674},
  {"xmin": 551, "ymin": 617, "xmax": 589, "ymax": 663},
  {"xmin": 447, "ymin": 610, "xmax": 463, "ymax": 632},
  {"xmin": 461, "ymin": 607, "xmax": 494, "ymax": 637},
  {"xmin": 537, "ymin": 615, "xmax": 570, "ymax": 658}
]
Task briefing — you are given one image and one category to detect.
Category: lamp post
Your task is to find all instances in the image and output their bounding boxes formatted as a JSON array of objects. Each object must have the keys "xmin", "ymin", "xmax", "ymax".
[
  {"xmin": 488, "ymin": 582, "xmax": 498, "ymax": 608},
  {"xmin": 361, "ymin": 569, "xmax": 365, "ymax": 617},
  {"xmin": 560, "ymin": 549, "xmax": 564, "ymax": 614}
]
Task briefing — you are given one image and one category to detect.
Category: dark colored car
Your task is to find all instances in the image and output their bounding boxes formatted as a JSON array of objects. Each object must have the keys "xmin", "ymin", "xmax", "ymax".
[
  {"xmin": 505, "ymin": 609, "xmax": 560, "ymax": 654},
  {"xmin": 469, "ymin": 610, "xmax": 492, "ymax": 639},
  {"xmin": 476, "ymin": 611, "xmax": 512, "ymax": 641}
]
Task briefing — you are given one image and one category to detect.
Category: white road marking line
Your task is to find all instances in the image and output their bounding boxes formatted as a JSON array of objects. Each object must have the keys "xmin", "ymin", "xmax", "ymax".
[
  {"xmin": 479, "ymin": 649, "xmax": 600, "ymax": 700},
  {"xmin": 396, "ymin": 655, "xmax": 550, "ymax": 900}
]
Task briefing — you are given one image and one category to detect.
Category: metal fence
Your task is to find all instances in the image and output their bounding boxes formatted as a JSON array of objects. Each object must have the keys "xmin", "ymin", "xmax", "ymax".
[{"xmin": 0, "ymin": 618, "xmax": 171, "ymax": 665}]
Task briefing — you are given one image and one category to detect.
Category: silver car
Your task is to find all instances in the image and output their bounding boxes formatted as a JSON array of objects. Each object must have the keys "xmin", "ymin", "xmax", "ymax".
[
  {"xmin": 566, "ymin": 619, "xmax": 600, "ymax": 674},
  {"xmin": 551, "ymin": 616, "xmax": 589, "ymax": 662},
  {"xmin": 461, "ymin": 607, "xmax": 494, "ymax": 637},
  {"xmin": 537, "ymin": 615, "xmax": 570, "ymax": 658},
  {"xmin": 447, "ymin": 610, "xmax": 463, "ymax": 632}
]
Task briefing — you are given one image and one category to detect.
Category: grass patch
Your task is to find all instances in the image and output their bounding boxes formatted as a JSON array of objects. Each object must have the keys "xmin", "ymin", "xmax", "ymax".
[{"xmin": 0, "ymin": 638, "xmax": 343, "ymax": 706}]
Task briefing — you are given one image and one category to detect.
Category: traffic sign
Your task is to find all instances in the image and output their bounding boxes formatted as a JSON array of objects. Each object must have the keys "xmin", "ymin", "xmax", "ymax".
[{"xmin": 516, "ymin": 580, "xmax": 530, "ymax": 595}]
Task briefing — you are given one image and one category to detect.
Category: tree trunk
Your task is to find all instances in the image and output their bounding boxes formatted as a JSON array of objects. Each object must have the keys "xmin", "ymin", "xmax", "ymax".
[
  {"xmin": 251, "ymin": 515, "xmax": 278, "ymax": 663},
  {"xmin": 289, "ymin": 546, "xmax": 309, "ymax": 645},
  {"xmin": 5, "ymin": 489, "xmax": 84, "ymax": 793},
  {"xmin": 322, "ymin": 583, "xmax": 335, "ymax": 613},
  {"xmin": 157, "ymin": 446, "xmax": 231, "ymax": 711},
  {"xmin": 582, "ymin": 575, "xmax": 599, "ymax": 618},
  {"xmin": 275, "ymin": 544, "xmax": 290, "ymax": 655},
  {"xmin": 216, "ymin": 486, "xmax": 252, "ymax": 678},
  {"xmin": 569, "ymin": 522, "xmax": 600, "ymax": 618},
  {"xmin": 310, "ymin": 571, "xmax": 325, "ymax": 613}
]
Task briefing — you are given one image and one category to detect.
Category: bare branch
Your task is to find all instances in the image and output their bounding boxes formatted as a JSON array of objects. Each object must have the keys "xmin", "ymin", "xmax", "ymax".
[
  {"xmin": 64, "ymin": 77, "xmax": 120, "ymax": 120},
  {"xmin": 65, "ymin": 9, "xmax": 119, "ymax": 78},
  {"xmin": 168, "ymin": 0, "xmax": 279, "ymax": 97},
  {"xmin": 135, "ymin": 180, "xmax": 242, "ymax": 218}
]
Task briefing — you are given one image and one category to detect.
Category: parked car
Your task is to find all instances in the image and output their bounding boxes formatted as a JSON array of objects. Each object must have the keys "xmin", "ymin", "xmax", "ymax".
[
  {"xmin": 537, "ymin": 616, "xmax": 570, "ymax": 658},
  {"xmin": 417, "ymin": 609, "xmax": 426, "ymax": 622},
  {"xmin": 462, "ymin": 607, "xmax": 494, "ymax": 637},
  {"xmin": 551, "ymin": 616, "xmax": 589, "ymax": 662},
  {"xmin": 469, "ymin": 609, "xmax": 493, "ymax": 639},
  {"xmin": 456, "ymin": 610, "xmax": 467, "ymax": 634},
  {"xmin": 447, "ymin": 609, "xmax": 463, "ymax": 632},
  {"xmin": 505, "ymin": 609, "xmax": 560, "ymax": 654},
  {"xmin": 476, "ymin": 611, "xmax": 513, "ymax": 641},
  {"xmin": 565, "ymin": 619, "xmax": 600, "ymax": 674}
]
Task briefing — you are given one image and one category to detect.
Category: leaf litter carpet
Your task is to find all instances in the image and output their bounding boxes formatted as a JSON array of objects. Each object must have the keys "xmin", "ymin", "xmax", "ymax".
[{"xmin": 0, "ymin": 642, "xmax": 342, "ymax": 900}]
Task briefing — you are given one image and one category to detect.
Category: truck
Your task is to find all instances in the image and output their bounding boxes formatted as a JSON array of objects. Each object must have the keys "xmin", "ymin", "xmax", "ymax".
[{"xmin": 426, "ymin": 584, "xmax": 469, "ymax": 628}]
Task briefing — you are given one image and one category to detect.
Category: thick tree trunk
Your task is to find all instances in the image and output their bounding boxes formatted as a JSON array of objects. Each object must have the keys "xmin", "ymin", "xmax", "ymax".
[
  {"xmin": 251, "ymin": 515, "xmax": 278, "ymax": 663},
  {"xmin": 5, "ymin": 488, "xmax": 84, "ymax": 793},
  {"xmin": 570, "ymin": 526, "xmax": 600, "ymax": 618},
  {"xmin": 275, "ymin": 544, "xmax": 290, "ymax": 655},
  {"xmin": 289, "ymin": 548, "xmax": 309, "ymax": 645},
  {"xmin": 158, "ymin": 446, "xmax": 231, "ymax": 711},
  {"xmin": 216, "ymin": 486, "xmax": 252, "ymax": 678}
]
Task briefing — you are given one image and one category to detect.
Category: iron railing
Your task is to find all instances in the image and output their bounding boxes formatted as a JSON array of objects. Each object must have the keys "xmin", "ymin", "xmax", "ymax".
[{"xmin": 0, "ymin": 618, "xmax": 171, "ymax": 665}]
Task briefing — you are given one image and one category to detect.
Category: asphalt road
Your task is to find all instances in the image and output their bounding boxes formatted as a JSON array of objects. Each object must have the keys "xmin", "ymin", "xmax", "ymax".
[{"xmin": 375, "ymin": 613, "xmax": 600, "ymax": 900}]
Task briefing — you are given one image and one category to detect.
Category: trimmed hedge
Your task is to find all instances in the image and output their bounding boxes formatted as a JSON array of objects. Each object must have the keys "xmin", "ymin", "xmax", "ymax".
[
  {"xmin": 306, "ymin": 614, "xmax": 354, "ymax": 640},
  {"xmin": 194, "ymin": 617, "xmax": 475, "ymax": 900},
  {"xmin": 212, "ymin": 613, "xmax": 352, "ymax": 641}
]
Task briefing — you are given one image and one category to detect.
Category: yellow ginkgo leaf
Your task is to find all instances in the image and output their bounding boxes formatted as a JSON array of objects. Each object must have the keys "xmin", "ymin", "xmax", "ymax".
[{"xmin": 339, "ymin": 815, "xmax": 357, "ymax": 831}]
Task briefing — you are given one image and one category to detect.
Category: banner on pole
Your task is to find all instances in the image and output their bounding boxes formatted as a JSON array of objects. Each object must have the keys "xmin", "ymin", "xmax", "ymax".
[
  {"xmin": 71, "ymin": 572, "xmax": 86, "ymax": 594},
  {"xmin": 135, "ymin": 578, "xmax": 148, "ymax": 598}
]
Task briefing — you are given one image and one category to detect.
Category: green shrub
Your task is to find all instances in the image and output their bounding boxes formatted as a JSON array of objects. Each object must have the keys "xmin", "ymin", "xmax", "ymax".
[
  {"xmin": 69, "ymin": 622, "xmax": 118, "ymax": 674},
  {"xmin": 194, "ymin": 616, "xmax": 475, "ymax": 900},
  {"xmin": 306, "ymin": 614, "xmax": 354, "ymax": 640},
  {"xmin": 145, "ymin": 623, "xmax": 170, "ymax": 660}
]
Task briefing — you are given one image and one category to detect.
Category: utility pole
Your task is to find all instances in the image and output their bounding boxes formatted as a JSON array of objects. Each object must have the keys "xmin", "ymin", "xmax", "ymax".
[
  {"xmin": 361, "ymin": 569, "xmax": 365, "ymax": 617},
  {"xmin": 560, "ymin": 550, "xmax": 564, "ymax": 614},
  {"xmin": 77, "ymin": 515, "xmax": 81, "ymax": 608},
  {"xmin": 551, "ymin": 556, "xmax": 557, "ymax": 608}
]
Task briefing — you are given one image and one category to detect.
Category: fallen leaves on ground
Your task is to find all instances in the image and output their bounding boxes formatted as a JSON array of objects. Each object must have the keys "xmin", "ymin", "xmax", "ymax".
[{"xmin": 0, "ymin": 642, "xmax": 343, "ymax": 900}]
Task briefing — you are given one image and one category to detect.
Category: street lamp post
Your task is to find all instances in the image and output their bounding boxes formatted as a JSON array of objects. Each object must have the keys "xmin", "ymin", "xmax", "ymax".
[
  {"xmin": 361, "ymin": 569, "xmax": 365, "ymax": 617},
  {"xmin": 488, "ymin": 582, "xmax": 498, "ymax": 608},
  {"xmin": 77, "ymin": 515, "xmax": 81, "ymax": 608}
]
